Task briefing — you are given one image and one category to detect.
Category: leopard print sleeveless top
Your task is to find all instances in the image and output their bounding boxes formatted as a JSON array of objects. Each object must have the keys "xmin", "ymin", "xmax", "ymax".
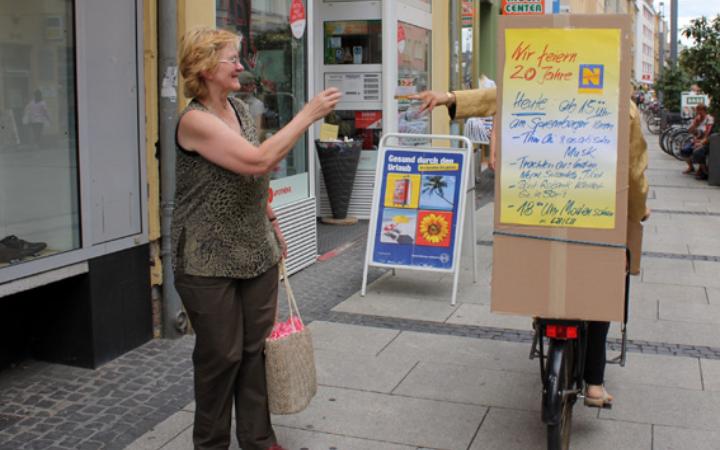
[{"xmin": 171, "ymin": 97, "xmax": 281, "ymax": 278}]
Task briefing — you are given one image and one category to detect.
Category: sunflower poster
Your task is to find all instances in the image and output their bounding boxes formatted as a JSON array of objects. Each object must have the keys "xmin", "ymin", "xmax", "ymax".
[{"xmin": 369, "ymin": 148, "xmax": 467, "ymax": 270}]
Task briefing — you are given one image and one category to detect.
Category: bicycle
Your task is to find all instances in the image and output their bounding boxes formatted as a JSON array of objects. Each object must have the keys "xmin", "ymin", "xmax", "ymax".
[
  {"xmin": 530, "ymin": 269, "xmax": 631, "ymax": 450},
  {"xmin": 659, "ymin": 125, "xmax": 694, "ymax": 160},
  {"xmin": 644, "ymin": 102, "xmax": 663, "ymax": 135}
]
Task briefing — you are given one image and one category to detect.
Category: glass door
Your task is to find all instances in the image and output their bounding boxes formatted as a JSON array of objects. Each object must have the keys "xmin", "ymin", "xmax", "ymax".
[{"xmin": 382, "ymin": 0, "xmax": 432, "ymax": 140}]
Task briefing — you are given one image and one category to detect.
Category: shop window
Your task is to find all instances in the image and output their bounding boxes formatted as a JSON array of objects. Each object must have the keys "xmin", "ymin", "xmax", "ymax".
[
  {"xmin": 397, "ymin": 21, "xmax": 431, "ymax": 141},
  {"xmin": 217, "ymin": 0, "xmax": 308, "ymax": 183},
  {"xmin": 324, "ymin": 20, "xmax": 382, "ymax": 65},
  {"xmin": 0, "ymin": 1, "xmax": 80, "ymax": 268}
]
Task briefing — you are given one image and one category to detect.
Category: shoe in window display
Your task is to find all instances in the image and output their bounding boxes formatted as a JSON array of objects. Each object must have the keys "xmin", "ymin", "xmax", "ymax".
[
  {"xmin": 0, "ymin": 242, "xmax": 26, "ymax": 264},
  {"xmin": 0, "ymin": 235, "xmax": 47, "ymax": 259}
]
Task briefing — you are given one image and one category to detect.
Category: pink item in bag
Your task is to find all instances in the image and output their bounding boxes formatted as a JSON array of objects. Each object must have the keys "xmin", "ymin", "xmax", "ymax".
[{"xmin": 268, "ymin": 316, "xmax": 304, "ymax": 341}]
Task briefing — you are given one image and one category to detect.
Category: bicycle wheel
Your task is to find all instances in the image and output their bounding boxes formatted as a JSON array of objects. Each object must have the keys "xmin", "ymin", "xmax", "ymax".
[
  {"xmin": 646, "ymin": 115, "xmax": 662, "ymax": 134},
  {"xmin": 670, "ymin": 129, "xmax": 692, "ymax": 161},
  {"xmin": 661, "ymin": 127, "xmax": 686, "ymax": 158},
  {"xmin": 659, "ymin": 127, "xmax": 675, "ymax": 156},
  {"xmin": 544, "ymin": 340, "xmax": 575, "ymax": 450}
]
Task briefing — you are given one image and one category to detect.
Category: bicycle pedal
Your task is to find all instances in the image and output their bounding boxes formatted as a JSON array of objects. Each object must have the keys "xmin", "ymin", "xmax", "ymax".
[{"xmin": 602, "ymin": 403, "xmax": 613, "ymax": 410}]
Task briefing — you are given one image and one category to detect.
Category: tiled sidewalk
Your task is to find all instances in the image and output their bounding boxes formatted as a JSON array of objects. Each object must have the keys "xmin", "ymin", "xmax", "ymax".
[{"xmin": 2, "ymin": 125, "xmax": 720, "ymax": 449}]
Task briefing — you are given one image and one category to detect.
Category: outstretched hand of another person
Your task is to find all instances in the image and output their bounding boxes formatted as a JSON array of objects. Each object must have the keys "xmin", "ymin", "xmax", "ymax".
[
  {"xmin": 409, "ymin": 90, "xmax": 453, "ymax": 114},
  {"xmin": 302, "ymin": 88, "xmax": 342, "ymax": 122}
]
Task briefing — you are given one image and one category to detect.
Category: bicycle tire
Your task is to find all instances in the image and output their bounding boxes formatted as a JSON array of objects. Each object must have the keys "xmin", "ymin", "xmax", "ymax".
[
  {"xmin": 660, "ymin": 126, "xmax": 686, "ymax": 157},
  {"xmin": 659, "ymin": 128, "xmax": 672, "ymax": 154},
  {"xmin": 660, "ymin": 127, "xmax": 675, "ymax": 156},
  {"xmin": 670, "ymin": 130, "xmax": 693, "ymax": 161},
  {"xmin": 544, "ymin": 340, "xmax": 575, "ymax": 450},
  {"xmin": 647, "ymin": 116, "xmax": 662, "ymax": 134}
]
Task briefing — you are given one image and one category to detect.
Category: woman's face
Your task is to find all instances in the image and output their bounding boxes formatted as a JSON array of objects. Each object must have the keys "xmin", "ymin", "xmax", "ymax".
[{"xmin": 209, "ymin": 44, "xmax": 244, "ymax": 93}]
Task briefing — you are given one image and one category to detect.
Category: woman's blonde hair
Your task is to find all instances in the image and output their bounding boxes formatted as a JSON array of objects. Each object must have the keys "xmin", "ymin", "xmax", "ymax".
[{"xmin": 179, "ymin": 27, "xmax": 240, "ymax": 99}]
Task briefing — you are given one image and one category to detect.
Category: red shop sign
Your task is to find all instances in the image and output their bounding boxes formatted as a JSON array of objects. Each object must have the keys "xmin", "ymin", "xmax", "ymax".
[{"xmin": 289, "ymin": 0, "xmax": 306, "ymax": 39}]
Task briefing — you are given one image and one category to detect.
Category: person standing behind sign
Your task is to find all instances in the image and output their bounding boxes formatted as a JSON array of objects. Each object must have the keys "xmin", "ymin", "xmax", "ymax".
[
  {"xmin": 411, "ymin": 87, "xmax": 650, "ymax": 406},
  {"xmin": 174, "ymin": 27, "xmax": 341, "ymax": 450}
]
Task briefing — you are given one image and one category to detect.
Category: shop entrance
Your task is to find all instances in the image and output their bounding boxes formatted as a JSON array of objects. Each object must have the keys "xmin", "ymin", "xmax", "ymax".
[{"xmin": 313, "ymin": 0, "xmax": 433, "ymax": 219}]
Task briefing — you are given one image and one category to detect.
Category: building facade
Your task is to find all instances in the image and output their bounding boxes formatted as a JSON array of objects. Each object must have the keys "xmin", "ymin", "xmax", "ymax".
[
  {"xmin": 1, "ymin": 0, "xmax": 152, "ymax": 369},
  {"xmin": 2, "ymin": 0, "xmax": 498, "ymax": 368},
  {"xmin": 634, "ymin": 0, "xmax": 656, "ymax": 85}
]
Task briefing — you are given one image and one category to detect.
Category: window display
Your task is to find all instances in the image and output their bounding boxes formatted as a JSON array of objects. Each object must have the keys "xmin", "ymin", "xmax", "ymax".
[
  {"xmin": 217, "ymin": 0, "xmax": 308, "ymax": 188},
  {"xmin": 0, "ymin": 1, "xmax": 80, "ymax": 267},
  {"xmin": 324, "ymin": 20, "xmax": 382, "ymax": 65}
]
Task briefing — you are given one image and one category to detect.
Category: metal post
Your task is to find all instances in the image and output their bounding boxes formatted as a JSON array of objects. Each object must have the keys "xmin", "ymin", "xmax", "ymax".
[
  {"xmin": 158, "ymin": 0, "xmax": 185, "ymax": 338},
  {"xmin": 658, "ymin": 5, "xmax": 665, "ymax": 103},
  {"xmin": 669, "ymin": 0, "xmax": 678, "ymax": 66}
]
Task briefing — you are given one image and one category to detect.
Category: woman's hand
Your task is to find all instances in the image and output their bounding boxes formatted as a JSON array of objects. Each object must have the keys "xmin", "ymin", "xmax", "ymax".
[
  {"xmin": 302, "ymin": 88, "xmax": 342, "ymax": 122},
  {"xmin": 273, "ymin": 221, "xmax": 288, "ymax": 259},
  {"xmin": 410, "ymin": 91, "xmax": 452, "ymax": 114}
]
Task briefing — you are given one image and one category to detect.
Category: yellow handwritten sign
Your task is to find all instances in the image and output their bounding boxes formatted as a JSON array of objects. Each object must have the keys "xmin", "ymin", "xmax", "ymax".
[{"xmin": 500, "ymin": 28, "xmax": 621, "ymax": 228}]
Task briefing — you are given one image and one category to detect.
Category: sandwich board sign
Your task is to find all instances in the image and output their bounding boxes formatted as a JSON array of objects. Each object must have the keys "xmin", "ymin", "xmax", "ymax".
[{"xmin": 361, "ymin": 134, "xmax": 474, "ymax": 305}]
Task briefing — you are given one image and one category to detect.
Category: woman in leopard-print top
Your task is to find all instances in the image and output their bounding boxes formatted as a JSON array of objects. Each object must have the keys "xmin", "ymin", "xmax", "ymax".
[{"xmin": 174, "ymin": 27, "xmax": 340, "ymax": 450}]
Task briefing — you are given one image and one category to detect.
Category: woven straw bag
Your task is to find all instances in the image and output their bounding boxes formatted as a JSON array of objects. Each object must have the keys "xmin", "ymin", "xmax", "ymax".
[{"xmin": 265, "ymin": 261, "xmax": 317, "ymax": 415}]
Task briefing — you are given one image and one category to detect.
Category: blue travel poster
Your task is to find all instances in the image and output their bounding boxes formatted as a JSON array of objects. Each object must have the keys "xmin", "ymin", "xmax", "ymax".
[{"xmin": 372, "ymin": 149, "xmax": 464, "ymax": 270}]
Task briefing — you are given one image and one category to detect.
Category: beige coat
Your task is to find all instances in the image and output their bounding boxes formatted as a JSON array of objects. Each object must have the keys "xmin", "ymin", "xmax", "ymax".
[{"xmin": 450, "ymin": 88, "xmax": 648, "ymax": 274}]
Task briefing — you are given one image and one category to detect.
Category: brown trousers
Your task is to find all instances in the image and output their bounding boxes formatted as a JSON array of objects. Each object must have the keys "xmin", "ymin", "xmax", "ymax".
[{"xmin": 175, "ymin": 265, "xmax": 279, "ymax": 450}]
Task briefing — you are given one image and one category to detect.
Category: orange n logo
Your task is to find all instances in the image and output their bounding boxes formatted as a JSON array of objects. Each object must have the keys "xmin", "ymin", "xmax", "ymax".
[{"xmin": 578, "ymin": 64, "xmax": 604, "ymax": 93}]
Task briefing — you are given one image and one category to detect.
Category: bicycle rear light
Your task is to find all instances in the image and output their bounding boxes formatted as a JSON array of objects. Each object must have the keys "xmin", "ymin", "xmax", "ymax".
[{"xmin": 545, "ymin": 324, "xmax": 578, "ymax": 339}]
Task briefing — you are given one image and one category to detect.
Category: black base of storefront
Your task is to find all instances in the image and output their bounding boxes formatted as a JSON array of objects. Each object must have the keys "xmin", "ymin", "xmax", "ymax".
[{"xmin": 0, "ymin": 245, "xmax": 152, "ymax": 370}]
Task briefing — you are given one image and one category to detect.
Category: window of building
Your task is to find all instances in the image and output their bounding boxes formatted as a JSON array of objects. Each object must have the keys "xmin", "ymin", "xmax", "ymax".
[
  {"xmin": 323, "ymin": 20, "xmax": 382, "ymax": 65},
  {"xmin": 0, "ymin": 1, "xmax": 80, "ymax": 268},
  {"xmin": 217, "ymin": 0, "xmax": 309, "ymax": 206},
  {"xmin": 397, "ymin": 21, "xmax": 431, "ymax": 141}
]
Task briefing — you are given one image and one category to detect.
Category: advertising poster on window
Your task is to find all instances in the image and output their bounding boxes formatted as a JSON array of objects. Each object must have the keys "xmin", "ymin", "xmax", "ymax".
[
  {"xmin": 370, "ymin": 149, "xmax": 466, "ymax": 271},
  {"xmin": 499, "ymin": 27, "xmax": 621, "ymax": 229}
]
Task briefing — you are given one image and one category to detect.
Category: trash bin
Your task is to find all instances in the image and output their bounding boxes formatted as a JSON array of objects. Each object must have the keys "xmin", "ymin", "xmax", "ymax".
[
  {"xmin": 708, "ymin": 133, "xmax": 720, "ymax": 186},
  {"xmin": 316, "ymin": 139, "xmax": 362, "ymax": 223}
]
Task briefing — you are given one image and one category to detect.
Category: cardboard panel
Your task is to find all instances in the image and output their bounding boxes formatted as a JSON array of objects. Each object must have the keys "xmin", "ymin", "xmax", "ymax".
[
  {"xmin": 491, "ymin": 15, "xmax": 632, "ymax": 321},
  {"xmin": 492, "ymin": 235, "xmax": 626, "ymax": 321}
]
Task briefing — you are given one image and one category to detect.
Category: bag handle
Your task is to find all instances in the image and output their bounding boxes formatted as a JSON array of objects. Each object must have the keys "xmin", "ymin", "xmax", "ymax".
[{"xmin": 278, "ymin": 260, "xmax": 304, "ymax": 331}]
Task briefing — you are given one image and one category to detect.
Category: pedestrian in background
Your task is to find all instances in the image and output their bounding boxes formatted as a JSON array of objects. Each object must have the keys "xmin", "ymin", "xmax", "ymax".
[
  {"xmin": 173, "ymin": 27, "xmax": 340, "ymax": 450},
  {"xmin": 236, "ymin": 70, "xmax": 265, "ymax": 132},
  {"xmin": 411, "ymin": 87, "xmax": 649, "ymax": 407},
  {"xmin": 22, "ymin": 89, "xmax": 50, "ymax": 147}
]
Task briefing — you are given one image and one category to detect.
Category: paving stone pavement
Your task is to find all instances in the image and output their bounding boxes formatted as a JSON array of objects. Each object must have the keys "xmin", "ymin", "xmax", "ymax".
[
  {"xmin": 0, "ymin": 235, "xmax": 387, "ymax": 450},
  {"xmin": 2, "ymin": 124, "xmax": 720, "ymax": 449}
]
